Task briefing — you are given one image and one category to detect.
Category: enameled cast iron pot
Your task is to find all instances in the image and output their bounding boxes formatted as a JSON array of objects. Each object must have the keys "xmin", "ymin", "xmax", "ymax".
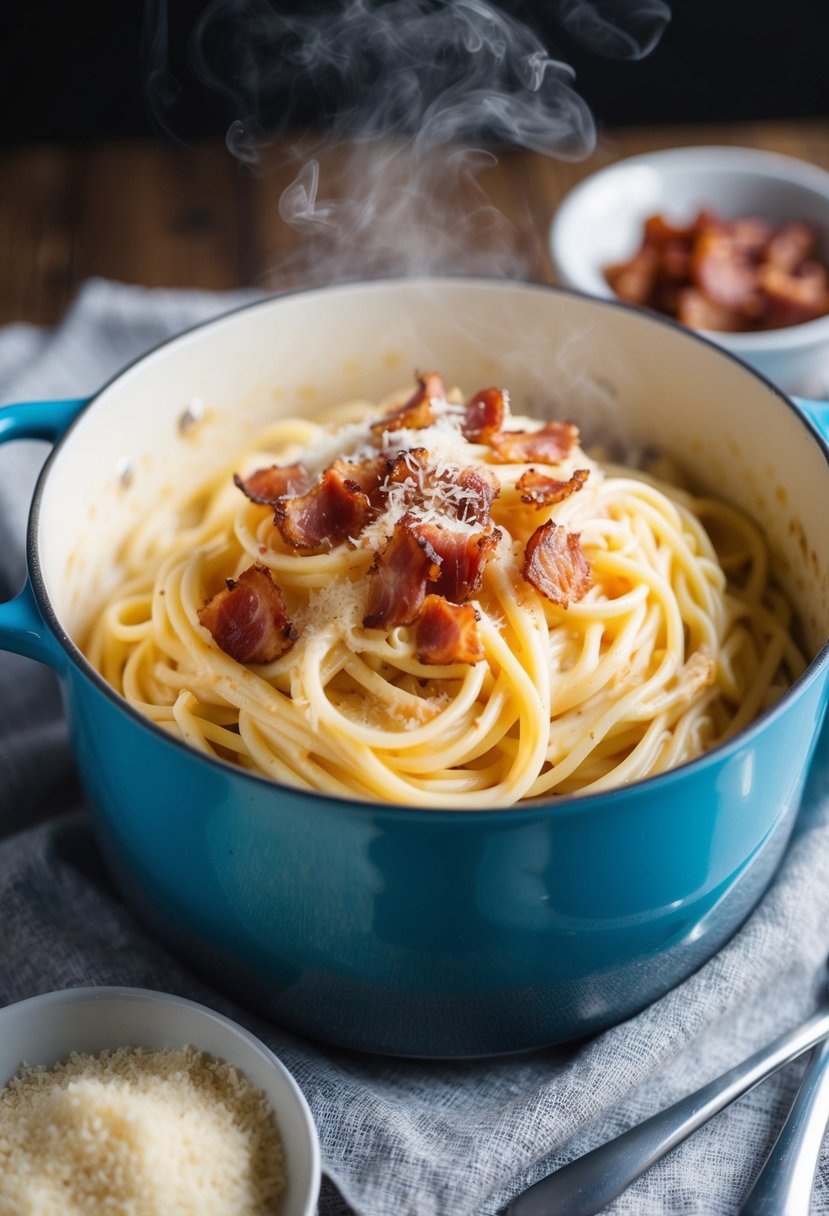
[{"xmin": 2, "ymin": 279, "xmax": 829, "ymax": 1058}]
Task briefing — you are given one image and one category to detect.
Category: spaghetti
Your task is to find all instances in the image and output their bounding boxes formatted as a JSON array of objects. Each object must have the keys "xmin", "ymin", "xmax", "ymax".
[{"xmin": 84, "ymin": 375, "xmax": 805, "ymax": 808}]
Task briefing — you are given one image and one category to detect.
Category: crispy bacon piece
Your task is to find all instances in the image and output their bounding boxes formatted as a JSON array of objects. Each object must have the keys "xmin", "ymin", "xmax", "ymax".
[
  {"xmin": 758, "ymin": 262, "xmax": 829, "ymax": 328},
  {"xmin": 415, "ymin": 596, "xmax": 483, "ymax": 665},
  {"xmin": 766, "ymin": 221, "xmax": 814, "ymax": 273},
  {"xmin": 462, "ymin": 387, "xmax": 507, "ymax": 443},
  {"xmin": 517, "ymin": 467, "xmax": 589, "ymax": 507},
  {"xmin": 274, "ymin": 464, "xmax": 373, "ymax": 551},
  {"xmin": 523, "ymin": 523, "xmax": 591, "ymax": 608},
  {"xmin": 363, "ymin": 517, "xmax": 500, "ymax": 629},
  {"xmin": 385, "ymin": 449, "xmax": 500, "ymax": 525},
  {"xmin": 233, "ymin": 464, "xmax": 312, "ymax": 506},
  {"xmin": 643, "ymin": 213, "xmax": 698, "ymax": 247},
  {"xmin": 691, "ymin": 228, "xmax": 760, "ymax": 313},
  {"xmin": 489, "ymin": 421, "xmax": 579, "ymax": 465},
  {"xmin": 198, "ymin": 563, "xmax": 296, "ymax": 664},
  {"xmin": 604, "ymin": 246, "xmax": 659, "ymax": 306},
  {"xmin": 729, "ymin": 216, "xmax": 774, "ymax": 257},
  {"xmin": 454, "ymin": 466, "xmax": 500, "ymax": 524},
  {"xmin": 414, "ymin": 522, "xmax": 501, "ymax": 603},
  {"xmin": 385, "ymin": 447, "xmax": 430, "ymax": 486},
  {"xmin": 677, "ymin": 288, "xmax": 743, "ymax": 332},
  {"xmin": 659, "ymin": 239, "xmax": 692, "ymax": 285},
  {"xmin": 604, "ymin": 210, "xmax": 829, "ymax": 332},
  {"xmin": 329, "ymin": 455, "xmax": 388, "ymax": 505},
  {"xmin": 363, "ymin": 516, "xmax": 441, "ymax": 629},
  {"xmin": 370, "ymin": 372, "xmax": 445, "ymax": 435}
]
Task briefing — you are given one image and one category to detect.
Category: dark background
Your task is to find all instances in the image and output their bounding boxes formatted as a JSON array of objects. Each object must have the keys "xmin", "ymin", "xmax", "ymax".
[{"xmin": 1, "ymin": 0, "xmax": 826, "ymax": 146}]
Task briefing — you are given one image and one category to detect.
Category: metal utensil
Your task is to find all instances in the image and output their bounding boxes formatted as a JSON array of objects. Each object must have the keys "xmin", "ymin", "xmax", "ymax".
[
  {"xmin": 739, "ymin": 1037, "xmax": 829, "ymax": 1215},
  {"xmin": 506, "ymin": 998, "xmax": 829, "ymax": 1216}
]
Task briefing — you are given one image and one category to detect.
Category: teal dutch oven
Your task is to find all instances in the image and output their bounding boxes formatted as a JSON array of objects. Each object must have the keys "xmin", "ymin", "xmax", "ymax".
[{"xmin": 2, "ymin": 279, "xmax": 828, "ymax": 1058}]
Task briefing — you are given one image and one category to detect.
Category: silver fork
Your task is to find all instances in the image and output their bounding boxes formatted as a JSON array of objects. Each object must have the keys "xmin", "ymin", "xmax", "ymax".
[
  {"xmin": 739, "ymin": 1036, "xmax": 829, "ymax": 1215},
  {"xmin": 506, "ymin": 997, "xmax": 829, "ymax": 1216}
]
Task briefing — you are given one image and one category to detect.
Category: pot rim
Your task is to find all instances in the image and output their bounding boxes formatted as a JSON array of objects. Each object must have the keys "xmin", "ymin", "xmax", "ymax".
[{"xmin": 25, "ymin": 274, "xmax": 829, "ymax": 822}]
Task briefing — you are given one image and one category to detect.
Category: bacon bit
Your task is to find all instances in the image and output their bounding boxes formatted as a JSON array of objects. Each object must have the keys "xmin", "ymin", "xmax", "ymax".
[
  {"xmin": 274, "ymin": 464, "xmax": 373, "ymax": 551},
  {"xmin": 454, "ymin": 466, "xmax": 501, "ymax": 524},
  {"xmin": 363, "ymin": 516, "xmax": 441, "ymax": 629},
  {"xmin": 604, "ymin": 210, "xmax": 829, "ymax": 332},
  {"xmin": 370, "ymin": 372, "xmax": 445, "ymax": 434},
  {"xmin": 765, "ymin": 222, "xmax": 814, "ymax": 273},
  {"xmin": 233, "ymin": 463, "xmax": 312, "ymax": 506},
  {"xmin": 385, "ymin": 448, "xmax": 430, "ymax": 485},
  {"xmin": 523, "ymin": 523, "xmax": 591, "ymax": 608},
  {"xmin": 413, "ymin": 522, "xmax": 501, "ymax": 603},
  {"xmin": 415, "ymin": 596, "xmax": 483, "ymax": 665},
  {"xmin": 729, "ymin": 216, "xmax": 774, "ymax": 257},
  {"xmin": 198, "ymin": 563, "xmax": 296, "ymax": 664},
  {"xmin": 691, "ymin": 228, "xmax": 760, "ymax": 313},
  {"xmin": 517, "ymin": 467, "xmax": 589, "ymax": 507},
  {"xmin": 758, "ymin": 262, "xmax": 829, "ymax": 328},
  {"xmin": 489, "ymin": 421, "xmax": 579, "ymax": 465},
  {"xmin": 604, "ymin": 246, "xmax": 658, "ymax": 306},
  {"xmin": 385, "ymin": 449, "xmax": 500, "ymax": 525},
  {"xmin": 328, "ymin": 455, "xmax": 388, "ymax": 506},
  {"xmin": 462, "ymin": 387, "xmax": 507, "ymax": 443},
  {"xmin": 363, "ymin": 516, "xmax": 500, "ymax": 629},
  {"xmin": 677, "ymin": 288, "xmax": 744, "ymax": 332},
  {"xmin": 643, "ymin": 213, "xmax": 698, "ymax": 247},
  {"xmin": 659, "ymin": 239, "xmax": 692, "ymax": 285}
]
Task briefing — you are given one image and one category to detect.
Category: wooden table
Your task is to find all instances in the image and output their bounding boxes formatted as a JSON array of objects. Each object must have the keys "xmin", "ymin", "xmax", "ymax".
[{"xmin": 3, "ymin": 120, "xmax": 829, "ymax": 327}]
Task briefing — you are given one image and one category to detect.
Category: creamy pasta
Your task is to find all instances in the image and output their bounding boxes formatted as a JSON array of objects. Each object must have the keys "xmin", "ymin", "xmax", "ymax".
[{"xmin": 84, "ymin": 375, "xmax": 805, "ymax": 808}]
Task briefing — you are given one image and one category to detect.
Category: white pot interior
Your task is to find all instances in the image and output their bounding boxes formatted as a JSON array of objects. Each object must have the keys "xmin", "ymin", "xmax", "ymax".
[{"xmin": 36, "ymin": 278, "xmax": 829, "ymax": 660}]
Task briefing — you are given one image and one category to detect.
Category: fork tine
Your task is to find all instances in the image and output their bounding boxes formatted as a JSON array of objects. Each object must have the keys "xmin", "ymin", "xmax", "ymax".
[{"xmin": 739, "ymin": 1037, "xmax": 829, "ymax": 1216}]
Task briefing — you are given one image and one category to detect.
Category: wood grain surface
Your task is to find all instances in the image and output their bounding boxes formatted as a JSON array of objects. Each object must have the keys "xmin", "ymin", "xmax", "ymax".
[{"xmin": 2, "ymin": 121, "xmax": 829, "ymax": 326}]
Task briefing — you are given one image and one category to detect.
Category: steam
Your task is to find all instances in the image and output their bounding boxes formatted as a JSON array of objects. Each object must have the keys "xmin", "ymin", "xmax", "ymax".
[
  {"xmin": 141, "ymin": 0, "xmax": 182, "ymax": 137},
  {"xmin": 144, "ymin": 0, "xmax": 670, "ymax": 284},
  {"xmin": 558, "ymin": 0, "xmax": 670, "ymax": 60},
  {"xmin": 195, "ymin": 0, "xmax": 596, "ymax": 165},
  {"xmin": 267, "ymin": 142, "xmax": 539, "ymax": 282}
]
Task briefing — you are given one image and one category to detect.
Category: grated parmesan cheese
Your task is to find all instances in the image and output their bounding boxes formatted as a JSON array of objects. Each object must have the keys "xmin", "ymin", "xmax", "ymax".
[
  {"xmin": 292, "ymin": 577, "xmax": 367, "ymax": 638},
  {"xmin": 0, "ymin": 1044, "xmax": 286, "ymax": 1216}
]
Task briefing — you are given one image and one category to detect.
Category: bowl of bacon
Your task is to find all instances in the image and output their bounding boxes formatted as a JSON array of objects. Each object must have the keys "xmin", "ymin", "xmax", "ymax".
[
  {"xmin": 549, "ymin": 145, "xmax": 829, "ymax": 393},
  {"xmin": 1, "ymin": 277, "xmax": 829, "ymax": 1058}
]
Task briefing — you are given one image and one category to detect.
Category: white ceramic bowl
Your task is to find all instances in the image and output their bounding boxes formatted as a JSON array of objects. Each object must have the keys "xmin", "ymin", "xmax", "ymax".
[
  {"xmin": 550, "ymin": 145, "xmax": 829, "ymax": 394},
  {"xmin": 0, "ymin": 986, "xmax": 321, "ymax": 1216}
]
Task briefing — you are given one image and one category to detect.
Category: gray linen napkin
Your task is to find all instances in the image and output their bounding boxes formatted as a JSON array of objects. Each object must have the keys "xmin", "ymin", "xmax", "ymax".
[{"xmin": 2, "ymin": 278, "xmax": 829, "ymax": 1216}]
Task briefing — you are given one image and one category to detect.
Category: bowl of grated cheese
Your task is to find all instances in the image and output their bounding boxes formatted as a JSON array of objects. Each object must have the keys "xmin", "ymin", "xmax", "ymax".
[{"xmin": 0, "ymin": 985, "xmax": 320, "ymax": 1216}]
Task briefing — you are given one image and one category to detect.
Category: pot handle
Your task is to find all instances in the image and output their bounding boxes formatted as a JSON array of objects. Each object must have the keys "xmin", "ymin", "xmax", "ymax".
[{"xmin": 0, "ymin": 397, "xmax": 89, "ymax": 669}]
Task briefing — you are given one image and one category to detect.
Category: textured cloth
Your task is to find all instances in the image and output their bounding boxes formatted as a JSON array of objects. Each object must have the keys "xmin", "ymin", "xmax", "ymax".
[{"xmin": 2, "ymin": 278, "xmax": 829, "ymax": 1216}]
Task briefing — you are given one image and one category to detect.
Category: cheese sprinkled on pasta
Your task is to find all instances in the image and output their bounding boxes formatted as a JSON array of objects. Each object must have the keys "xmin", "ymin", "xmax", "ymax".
[{"xmin": 84, "ymin": 377, "xmax": 805, "ymax": 807}]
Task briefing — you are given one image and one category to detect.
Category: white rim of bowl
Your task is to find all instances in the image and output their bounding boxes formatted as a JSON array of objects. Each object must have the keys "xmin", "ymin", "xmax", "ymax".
[{"xmin": 0, "ymin": 985, "xmax": 322, "ymax": 1215}]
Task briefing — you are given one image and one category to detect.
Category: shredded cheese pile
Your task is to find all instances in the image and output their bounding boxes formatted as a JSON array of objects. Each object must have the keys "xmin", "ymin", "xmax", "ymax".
[{"xmin": 0, "ymin": 1045, "xmax": 286, "ymax": 1215}]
